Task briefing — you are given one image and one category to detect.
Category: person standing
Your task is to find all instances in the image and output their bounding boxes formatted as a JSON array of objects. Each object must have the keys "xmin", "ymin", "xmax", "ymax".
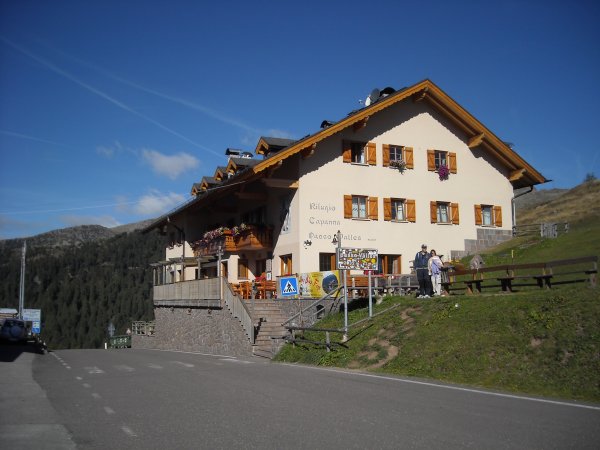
[
  {"xmin": 428, "ymin": 249, "xmax": 443, "ymax": 296},
  {"xmin": 414, "ymin": 244, "xmax": 431, "ymax": 298}
]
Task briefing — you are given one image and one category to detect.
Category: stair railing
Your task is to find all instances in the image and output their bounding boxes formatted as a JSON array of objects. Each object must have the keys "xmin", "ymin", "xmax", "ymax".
[
  {"xmin": 222, "ymin": 279, "xmax": 254, "ymax": 344},
  {"xmin": 281, "ymin": 286, "xmax": 343, "ymax": 329}
]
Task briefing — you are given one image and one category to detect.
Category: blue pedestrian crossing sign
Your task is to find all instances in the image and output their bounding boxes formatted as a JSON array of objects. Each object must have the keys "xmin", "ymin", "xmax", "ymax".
[{"xmin": 279, "ymin": 276, "xmax": 299, "ymax": 297}]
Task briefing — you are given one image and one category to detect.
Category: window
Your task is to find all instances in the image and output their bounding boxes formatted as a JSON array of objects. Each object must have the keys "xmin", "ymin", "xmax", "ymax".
[
  {"xmin": 438, "ymin": 202, "xmax": 449, "ymax": 223},
  {"xmin": 378, "ymin": 255, "xmax": 401, "ymax": 275},
  {"xmin": 238, "ymin": 258, "xmax": 249, "ymax": 279},
  {"xmin": 351, "ymin": 142, "xmax": 366, "ymax": 164},
  {"xmin": 434, "ymin": 150, "xmax": 447, "ymax": 169},
  {"xmin": 280, "ymin": 254, "xmax": 293, "ymax": 275},
  {"xmin": 427, "ymin": 150, "xmax": 457, "ymax": 173},
  {"xmin": 391, "ymin": 199, "xmax": 405, "ymax": 221},
  {"xmin": 319, "ymin": 253, "xmax": 336, "ymax": 271},
  {"xmin": 482, "ymin": 205, "xmax": 493, "ymax": 226},
  {"xmin": 475, "ymin": 205, "xmax": 502, "ymax": 227},
  {"xmin": 344, "ymin": 195, "xmax": 378, "ymax": 220},
  {"xmin": 352, "ymin": 196, "xmax": 367, "ymax": 218},
  {"xmin": 430, "ymin": 201, "xmax": 459, "ymax": 224},
  {"xmin": 343, "ymin": 141, "xmax": 376, "ymax": 165},
  {"xmin": 382, "ymin": 145, "xmax": 414, "ymax": 168},
  {"xmin": 384, "ymin": 198, "xmax": 415, "ymax": 222}
]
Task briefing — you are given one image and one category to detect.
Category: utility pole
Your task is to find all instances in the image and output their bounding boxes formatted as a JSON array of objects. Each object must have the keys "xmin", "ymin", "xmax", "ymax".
[
  {"xmin": 333, "ymin": 230, "xmax": 348, "ymax": 340},
  {"xmin": 18, "ymin": 241, "xmax": 26, "ymax": 320}
]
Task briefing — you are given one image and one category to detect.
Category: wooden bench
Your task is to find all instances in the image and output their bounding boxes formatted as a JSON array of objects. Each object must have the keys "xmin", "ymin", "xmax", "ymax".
[
  {"xmin": 444, "ymin": 256, "xmax": 597, "ymax": 295},
  {"xmin": 462, "ymin": 279, "xmax": 483, "ymax": 294}
]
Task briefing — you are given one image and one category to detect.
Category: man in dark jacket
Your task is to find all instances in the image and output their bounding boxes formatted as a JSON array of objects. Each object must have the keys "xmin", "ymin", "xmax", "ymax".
[{"xmin": 414, "ymin": 244, "xmax": 431, "ymax": 298}]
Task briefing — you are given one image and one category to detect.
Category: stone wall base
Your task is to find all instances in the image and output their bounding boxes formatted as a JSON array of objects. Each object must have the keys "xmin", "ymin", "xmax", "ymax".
[
  {"xmin": 133, "ymin": 306, "xmax": 253, "ymax": 357},
  {"xmin": 452, "ymin": 228, "xmax": 513, "ymax": 260}
]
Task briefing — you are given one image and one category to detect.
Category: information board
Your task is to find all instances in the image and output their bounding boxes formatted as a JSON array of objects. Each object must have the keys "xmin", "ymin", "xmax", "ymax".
[
  {"xmin": 23, "ymin": 308, "xmax": 41, "ymax": 334},
  {"xmin": 337, "ymin": 248, "xmax": 378, "ymax": 270}
]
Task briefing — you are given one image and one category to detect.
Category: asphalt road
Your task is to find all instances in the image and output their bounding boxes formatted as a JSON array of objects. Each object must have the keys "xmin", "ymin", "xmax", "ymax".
[{"xmin": 2, "ymin": 345, "xmax": 599, "ymax": 449}]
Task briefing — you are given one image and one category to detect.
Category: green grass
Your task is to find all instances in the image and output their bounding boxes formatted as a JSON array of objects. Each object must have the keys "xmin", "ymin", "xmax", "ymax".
[{"xmin": 274, "ymin": 220, "xmax": 600, "ymax": 402}]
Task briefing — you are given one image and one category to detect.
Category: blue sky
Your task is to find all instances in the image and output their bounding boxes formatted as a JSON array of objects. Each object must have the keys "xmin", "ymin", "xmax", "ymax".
[{"xmin": 1, "ymin": 0, "xmax": 599, "ymax": 239}]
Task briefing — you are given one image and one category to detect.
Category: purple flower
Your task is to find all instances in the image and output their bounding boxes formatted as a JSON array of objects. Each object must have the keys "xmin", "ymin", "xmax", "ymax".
[{"xmin": 438, "ymin": 164, "xmax": 450, "ymax": 181}]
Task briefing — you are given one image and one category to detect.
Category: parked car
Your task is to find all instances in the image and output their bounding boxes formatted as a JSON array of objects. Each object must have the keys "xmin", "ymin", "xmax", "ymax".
[{"xmin": 0, "ymin": 318, "xmax": 28, "ymax": 343}]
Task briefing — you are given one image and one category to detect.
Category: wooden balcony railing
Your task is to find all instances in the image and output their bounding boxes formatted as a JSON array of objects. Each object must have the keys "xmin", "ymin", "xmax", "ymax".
[
  {"xmin": 192, "ymin": 230, "xmax": 236, "ymax": 257},
  {"xmin": 192, "ymin": 226, "xmax": 273, "ymax": 256},
  {"xmin": 234, "ymin": 226, "xmax": 273, "ymax": 251}
]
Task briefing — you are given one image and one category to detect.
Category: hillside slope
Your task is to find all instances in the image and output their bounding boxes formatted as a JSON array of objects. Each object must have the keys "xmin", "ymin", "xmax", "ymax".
[{"xmin": 516, "ymin": 179, "xmax": 600, "ymax": 226}]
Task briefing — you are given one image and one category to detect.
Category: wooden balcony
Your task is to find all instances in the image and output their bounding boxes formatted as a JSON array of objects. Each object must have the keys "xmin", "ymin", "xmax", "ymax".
[
  {"xmin": 192, "ymin": 226, "xmax": 273, "ymax": 257},
  {"xmin": 192, "ymin": 230, "xmax": 237, "ymax": 257},
  {"xmin": 234, "ymin": 226, "xmax": 273, "ymax": 251}
]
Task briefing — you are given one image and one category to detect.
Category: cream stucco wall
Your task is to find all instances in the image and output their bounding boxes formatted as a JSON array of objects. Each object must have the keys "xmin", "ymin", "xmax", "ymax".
[{"xmin": 291, "ymin": 101, "xmax": 514, "ymax": 272}]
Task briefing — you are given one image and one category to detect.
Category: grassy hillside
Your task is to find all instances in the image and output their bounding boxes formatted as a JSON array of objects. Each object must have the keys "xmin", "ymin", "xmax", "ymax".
[{"xmin": 275, "ymin": 182, "xmax": 600, "ymax": 402}]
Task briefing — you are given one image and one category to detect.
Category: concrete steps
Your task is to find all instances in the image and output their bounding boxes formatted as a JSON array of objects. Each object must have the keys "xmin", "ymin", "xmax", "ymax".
[{"xmin": 243, "ymin": 299, "xmax": 288, "ymax": 359}]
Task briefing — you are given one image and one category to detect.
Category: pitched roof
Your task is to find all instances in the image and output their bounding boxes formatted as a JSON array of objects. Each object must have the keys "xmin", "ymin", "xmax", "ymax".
[
  {"xmin": 255, "ymin": 137, "xmax": 296, "ymax": 156},
  {"xmin": 241, "ymin": 79, "xmax": 546, "ymax": 189}
]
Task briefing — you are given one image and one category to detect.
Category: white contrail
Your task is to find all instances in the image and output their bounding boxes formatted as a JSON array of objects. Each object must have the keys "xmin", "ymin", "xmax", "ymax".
[
  {"xmin": 0, "ymin": 129, "xmax": 74, "ymax": 149},
  {"xmin": 36, "ymin": 41, "xmax": 262, "ymax": 135},
  {"xmin": 0, "ymin": 36, "xmax": 224, "ymax": 159},
  {"xmin": 0, "ymin": 200, "xmax": 141, "ymax": 215}
]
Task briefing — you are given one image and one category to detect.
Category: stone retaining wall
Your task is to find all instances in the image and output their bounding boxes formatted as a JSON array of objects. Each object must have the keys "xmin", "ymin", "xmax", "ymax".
[{"xmin": 133, "ymin": 306, "xmax": 253, "ymax": 357}]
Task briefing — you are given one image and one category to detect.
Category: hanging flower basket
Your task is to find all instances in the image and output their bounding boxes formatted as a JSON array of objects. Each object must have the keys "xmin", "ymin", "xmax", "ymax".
[
  {"xmin": 438, "ymin": 164, "xmax": 450, "ymax": 181},
  {"xmin": 389, "ymin": 159, "xmax": 407, "ymax": 173}
]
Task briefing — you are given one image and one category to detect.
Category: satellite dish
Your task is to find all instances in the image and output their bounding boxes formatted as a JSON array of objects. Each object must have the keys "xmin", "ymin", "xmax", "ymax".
[{"xmin": 365, "ymin": 88, "xmax": 380, "ymax": 106}]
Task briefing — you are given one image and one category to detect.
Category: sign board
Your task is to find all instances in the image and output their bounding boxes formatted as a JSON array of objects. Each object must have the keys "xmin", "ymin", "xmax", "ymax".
[
  {"xmin": 337, "ymin": 248, "xmax": 378, "ymax": 270},
  {"xmin": 23, "ymin": 308, "xmax": 41, "ymax": 334},
  {"xmin": 298, "ymin": 271, "xmax": 340, "ymax": 298},
  {"xmin": 278, "ymin": 276, "xmax": 299, "ymax": 298}
]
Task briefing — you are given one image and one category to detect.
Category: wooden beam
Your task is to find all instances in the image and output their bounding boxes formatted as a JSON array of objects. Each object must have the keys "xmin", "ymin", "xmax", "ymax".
[
  {"xmin": 352, "ymin": 116, "xmax": 369, "ymax": 132},
  {"xmin": 468, "ymin": 133, "xmax": 485, "ymax": 148},
  {"xmin": 234, "ymin": 192, "xmax": 268, "ymax": 201},
  {"xmin": 301, "ymin": 143, "xmax": 317, "ymax": 159},
  {"xmin": 509, "ymin": 168, "xmax": 526, "ymax": 182},
  {"xmin": 413, "ymin": 87, "xmax": 429, "ymax": 103},
  {"xmin": 261, "ymin": 178, "xmax": 299, "ymax": 189}
]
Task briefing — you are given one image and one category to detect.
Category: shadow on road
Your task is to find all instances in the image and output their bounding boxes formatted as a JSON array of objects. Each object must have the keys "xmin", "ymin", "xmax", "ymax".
[{"xmin": 0, "ymin": 341, "xmax": 47, "ymax": 362}]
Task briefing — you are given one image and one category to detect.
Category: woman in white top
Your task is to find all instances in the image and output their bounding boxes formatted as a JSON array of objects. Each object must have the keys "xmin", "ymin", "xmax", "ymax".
[{"xmin": 428, "ymin": 249, "xmax": 443, "ymax": 296}]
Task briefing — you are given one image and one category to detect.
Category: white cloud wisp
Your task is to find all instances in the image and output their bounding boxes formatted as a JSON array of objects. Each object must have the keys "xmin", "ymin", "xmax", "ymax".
[{"xmin": 142, "ymin": 149, "xmax": 199, "ymax": 180}]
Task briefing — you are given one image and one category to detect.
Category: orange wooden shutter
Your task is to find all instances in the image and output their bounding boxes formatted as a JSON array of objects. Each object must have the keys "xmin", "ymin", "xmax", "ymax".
[
  {"xmin": 474, "ymin": 205, "xmax": 482, "ymax": 225},
  {"xmin": 427, "ymin": 150, "xmax": 436, "ymax": 171},
  {"xmin": 430, "ymin": 201, "xmax": 438, "ymax": 223},
  {"xmin": 493, "ymin": 206, "xmax": 502, "ymax": 227},
  {"xmin": 368, "ymin": 197, "xmax": 378, "ymax": 220},
  {"xmin": 449, "ymin": 152, "xmax": 457, "ymax": 173},
  {"xmin": 406, "ymin": 199, "xmax": 416, "ymax": 222},
  {"xmin": 342, "ymin": 141, "xmax": 351, "ymax": 163},
  {"xmin": 404, "ymin": 147, "xmax": 414, "ymax": 169},
  {"xmin": 383, "ymin": 198, "xmax": 392, "ymax": 221},
  {"xmin": 382, "ymin": 144, "xmax": 390, "ymax": 167},
  {"xmin": 367, "ymin": 142, "xmax": 376, "ymax": 165},
  {"xmin": 344, "ymin": 195, "xmax": 352, "ymax": 218},
  {"xmin": 451, "ymin": 203, "xmax": 460, "ymax": 224},
  {"xmin": 395, "ymin": 256, "xmax": 402, "ymax": 274}
]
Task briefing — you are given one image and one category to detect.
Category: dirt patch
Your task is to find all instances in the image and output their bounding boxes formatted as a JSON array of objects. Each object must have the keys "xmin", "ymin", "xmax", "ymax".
[
  {"xmin": 348, "ymin": 306, "xmax": 420, "ymax": 370},
  {"xmin": 530, "ymin": 337, "xmax": 543, "ymax": 348}
]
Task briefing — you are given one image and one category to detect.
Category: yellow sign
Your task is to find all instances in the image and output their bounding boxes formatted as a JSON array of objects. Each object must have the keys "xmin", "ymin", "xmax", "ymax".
[{"xmin": 298, "ymin": 271, "xmax": 340, "ymax": 298}]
